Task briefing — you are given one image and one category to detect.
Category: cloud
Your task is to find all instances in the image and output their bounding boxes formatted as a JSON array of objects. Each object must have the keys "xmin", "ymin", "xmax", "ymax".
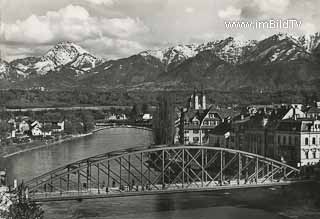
[
  {"xmin": 185, "ymin": 7, "xmax": 195, "ymax": 14},
  {"xmin": 82, "ymin": 37, "xmax": 146, "ymax": 59},
  {"xmin": 84, "ymin": 0, "xmax": 115, "ymax": 6},
  {"xmin": 1, "ymin": 4, "xmax": 149, "ymax": 45},
  {"xmin": 253, "ymin": 0, "xmax": 290, "ymax": 14},
  {"xmin": 301, "ymin": 22, "xmax": 316, "ymax": 35},
  {"xmin": 218, "ymin": 6, "xmax": 241, "ymax": 20},
  {"xmin": 237, "ymin": 0, "xmax": 291, "ymax": 19}
]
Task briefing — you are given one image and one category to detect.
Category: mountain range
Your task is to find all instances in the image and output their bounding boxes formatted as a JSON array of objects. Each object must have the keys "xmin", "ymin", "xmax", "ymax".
[{"xmin": 1, "ymin": 33, "xmax": 320, "ymax": 92}]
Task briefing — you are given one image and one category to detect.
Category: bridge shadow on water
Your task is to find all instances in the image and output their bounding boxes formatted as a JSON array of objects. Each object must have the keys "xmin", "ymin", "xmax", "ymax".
[{"xmin": 41, "ymin": 181, "xmax": 320, "ymax": 219}]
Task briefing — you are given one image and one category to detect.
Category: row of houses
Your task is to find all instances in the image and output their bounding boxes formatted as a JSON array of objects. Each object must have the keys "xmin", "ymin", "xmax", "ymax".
[
  {"xmin": 6, "ymin": 117, "xmax": 65, "ymax": 140},
  {"xmin": 106, "ymin": 113, "xmax": 152, "ymax": 122},
  {"xmin": 209, "ymin": 104, "xmax": 320, "ymax": 167},
  {"xmin": 174, "ymin": 90, "xmax": 320, "ymax": 167}
]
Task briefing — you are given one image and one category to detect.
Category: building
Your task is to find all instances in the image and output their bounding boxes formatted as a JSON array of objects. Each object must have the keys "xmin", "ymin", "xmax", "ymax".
[
  {"xmin": 142, "ymin": 114, "xmax": 152, "ymax": 121},
  {"xmin": 30, "ymin": 121, "xmax": 43, "ymax": 136},
  {"xmin": 18, "ymin": 120, "xmax": 30, "ymax": 134},
  {"xmin": 175, "ymin": 89, "xmax": 222, "ymax": 145},
  {"xmin": 275, "ymin": 118, "xmax": 320, "ymax": 167},
  {"xmin": 229, "ymin": 114, "xmax": 251, "ymax": 151},
  {"xmin": 106, "ymin": 114, "xmax": 127, "ymax": 121},
  {"xmin": 306, "ymin": 102, "xmax": 320, "ymax": 119},
  {"xmin": 52, "ymin": 121, "xmax": 65, "ymax": 133},
  {"xmin": 208, "ymin": 120, "xmax": 231, "ymax": 148},
  {"xmin": 228, "ymin": 106, "xmax": 306, "ymax": 159}
]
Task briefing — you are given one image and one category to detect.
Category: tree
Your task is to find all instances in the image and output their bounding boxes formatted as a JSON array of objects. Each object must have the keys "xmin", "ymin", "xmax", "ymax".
[
  {"xmin": 0, "ymin": 120, "xmax": 10, "ymax": 144},
  {"xmin": 153, "ymin": 93, "xmax": 176, "ymax": 145},
  {"xmin": 80, "ymin": 111, "xmax": 95, "ymax": 133},
  {"xmin": 141, "ymin": 103, "xmax": 149, "ymax": 114},
  {"xmin": 0, "ymin": 183, "xmax": 44, "ymax": 219},
  {"xmin": 130, "ymin": 104, "xmax": 142, "ymax": 121}
]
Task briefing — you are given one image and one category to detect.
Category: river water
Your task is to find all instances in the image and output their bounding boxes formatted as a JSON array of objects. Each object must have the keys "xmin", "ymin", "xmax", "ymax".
[{"xmin": 1, "ymin": 128, "xmax": 287, "ymax": 219}]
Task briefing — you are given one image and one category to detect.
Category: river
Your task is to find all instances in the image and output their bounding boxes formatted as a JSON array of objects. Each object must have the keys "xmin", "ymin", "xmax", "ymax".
[
  {"xmin": 1, "ymin": 128, "xmax": 153, "ymax": 184},
  {"xmin": 1, "ymin": 128, "xmax": 311, "ymax": 219}
]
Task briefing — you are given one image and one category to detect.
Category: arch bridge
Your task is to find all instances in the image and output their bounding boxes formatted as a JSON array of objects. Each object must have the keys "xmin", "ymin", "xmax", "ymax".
[{"xmin": 25, "ymin": 145, "xmax": 300, "ymax": 201}]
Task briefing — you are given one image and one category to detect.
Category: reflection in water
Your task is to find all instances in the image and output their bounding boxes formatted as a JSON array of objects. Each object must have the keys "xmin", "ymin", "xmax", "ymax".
[
  {"xmin": 2, "ymin": 128, "xmax": 153, "ymax": 183},
  {"xmin": 42, "ymin": 190, "xmax": 283, "ymax": 219}
]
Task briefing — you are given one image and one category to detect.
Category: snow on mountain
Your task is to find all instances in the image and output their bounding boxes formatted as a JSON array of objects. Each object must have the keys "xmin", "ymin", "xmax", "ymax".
[
  {"xmin": 140, "ymin": 38, "xmax": 257, "ymax": 66},
  {"xmin": 299, "ymin": 33, "xmax": 320, "ymax": 53},
  {"xmin": 140, "ymin": 44, "xmax": 198, "ymax": 70},
  {"xmin": 0, "ymin": 59, "xmax": 11, "ymax": 80},
  {"xmin": 9, "ymin": 42, "xmax": 101, "ymax": 77},
  {"xmin": 44, "ymin": 42, "xmax": 89, "ymax": 66},
  {"xmin": 241, "ymin": 33, "xmax": 310, "ymax": 64},
  {"xmin": 1, "ymin": 33, "xmax": 320, "ymax": 87},
  {"xmin": 199, "ymin": 37, "xmax": 257, "ymax": 64}
]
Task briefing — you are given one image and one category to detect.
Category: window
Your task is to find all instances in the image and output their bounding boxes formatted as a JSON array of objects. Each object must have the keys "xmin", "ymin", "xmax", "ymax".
[
  {"xmin": 184, "ymin": 137, "xmax": 189, "ymax": 142},
  {"xmin": 278, "ymin": 136, "xmax": 281, "ymax": 144},
  {"xmin": 305, "ymin": 151, "xmax": 309, "ymax": 159},
  {"xmin": 313, "ymin": 151, "xmax": 317, "ymax": 159},
  {"xmin": 305, "ymin": 138, "xmax": 309, "ymax": 145},
  {"xmin": 184, "ymin": 130, "xmax": 189, "ymax": 134},
  {"xmin": 295, "ymin": 137, "xmax": 299, "ymax": 145},
  {"xmin": 312, "ymin": 137, "xmax": 316, "ymax": 145},
  {"xmin": 193, "ymin": 137, "xmax": 199, "ymax": 143},
  {"xmin": 193, "ymin": 121, "xmax": 199, "ymax": 125},
  {"xmin": 283, "ymin": 136, "xmax": 286, "ymax": 145},
  {"xmin": 193, "ymin": 130, "xmax": 199, "ymax": 134}
]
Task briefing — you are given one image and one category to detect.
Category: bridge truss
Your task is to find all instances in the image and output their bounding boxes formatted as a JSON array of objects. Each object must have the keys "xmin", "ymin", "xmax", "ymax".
[{"xmin": 25, "ymin": 146, "xmax": 300, "ymax": 200}]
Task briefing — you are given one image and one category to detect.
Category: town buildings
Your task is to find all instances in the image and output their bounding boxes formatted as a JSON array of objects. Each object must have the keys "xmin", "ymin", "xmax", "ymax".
[
  {"xmin": 0, "ymin": 117, "xmax": 66, "ymax": 144},
  {"xmin": 208, "ymin": 104, "xmax": 320, "ymax": 167},
  {"xmin": 174, "ymin": 90, "xmax": 222, "ymax": 145}
]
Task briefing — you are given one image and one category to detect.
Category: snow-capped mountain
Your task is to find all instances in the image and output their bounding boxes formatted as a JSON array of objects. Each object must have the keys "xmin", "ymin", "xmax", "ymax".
[
  {"xmin": 140, "ymin": 37, "xmax": 257, "ymax": 66},
  {"xmin": 140, "ymin": 44, "xmax": 199, "ymax": 70},
  {"xmin": 139, "ymin": 33, "xmax": 320, "ymax": 67},
  {"xmin": 198, "ymin": 37, "xmax": 257, "ymax": 64},
  {"xmin": 242, "ymin": 33, "xmax": 310, "ymax": 64},
  {"xmin": 0, "ymin": 59, "xmax": 11, "ymax": 80},
  {"xmin": 9, "ymin": 42, "xmax": 101, "ymax": 78},
  {"xmin": 1, "ymin": 33, "xmax": 320, "ymax": 91}
]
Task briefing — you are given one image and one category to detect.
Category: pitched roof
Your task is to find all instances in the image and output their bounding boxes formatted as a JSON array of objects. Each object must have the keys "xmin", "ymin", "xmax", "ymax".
[{"xmin": 209, "ymin": 122, "xmax": 231, "ymax": 135}]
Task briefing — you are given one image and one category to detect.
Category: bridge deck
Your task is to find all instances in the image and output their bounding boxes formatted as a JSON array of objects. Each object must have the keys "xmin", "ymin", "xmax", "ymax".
[{"xmin": 32, "ymin": 180, "xmax": 302, "ymax": 202}]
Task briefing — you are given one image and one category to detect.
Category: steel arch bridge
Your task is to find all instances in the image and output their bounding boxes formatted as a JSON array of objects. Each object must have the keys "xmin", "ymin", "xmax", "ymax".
[{"xmin": 25, "ymin": 145, "xmax": 300, "ymax": 201}]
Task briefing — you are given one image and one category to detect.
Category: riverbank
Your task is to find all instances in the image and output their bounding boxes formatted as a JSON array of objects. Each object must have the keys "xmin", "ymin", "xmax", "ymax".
[{"xmin": 0, "ymin": 132, "xmax": 94, "ymax": 159}]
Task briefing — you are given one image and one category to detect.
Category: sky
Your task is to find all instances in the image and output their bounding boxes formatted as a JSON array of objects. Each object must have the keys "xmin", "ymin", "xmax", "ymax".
[{"xmin": 0, "ymin": 0, "xmax": 319, "ymax": 61}]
